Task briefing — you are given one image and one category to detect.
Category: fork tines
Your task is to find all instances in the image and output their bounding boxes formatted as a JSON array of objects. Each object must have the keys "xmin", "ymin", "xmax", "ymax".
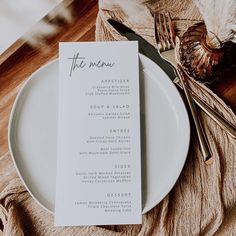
[{"xmin": 154, "ymin": 12, "xmax": 176, "ymax": 52}]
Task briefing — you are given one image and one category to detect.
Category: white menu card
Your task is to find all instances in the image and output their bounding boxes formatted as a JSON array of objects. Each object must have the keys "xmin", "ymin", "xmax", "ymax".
[{"xmin": 55, "ymin": 41, "xmax": 141, "ymax": 226}]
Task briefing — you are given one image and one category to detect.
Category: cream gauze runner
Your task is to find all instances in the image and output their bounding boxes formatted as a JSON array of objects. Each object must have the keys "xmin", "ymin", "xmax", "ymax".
[{"xmin": 0, "ymin": 0, "xmax": 236, "ymax": 235}]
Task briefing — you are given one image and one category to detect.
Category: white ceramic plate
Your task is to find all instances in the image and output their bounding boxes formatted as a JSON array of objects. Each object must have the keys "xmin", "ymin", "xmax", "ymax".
[{"xmin": 8, "ymin": 54, "xmax": 190, "ymax": 214}]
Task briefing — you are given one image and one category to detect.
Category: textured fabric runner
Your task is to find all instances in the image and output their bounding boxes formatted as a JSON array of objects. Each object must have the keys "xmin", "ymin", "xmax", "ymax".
[{"xmin": 1, "ymin": 1, "xmax": 236, "ymax": 235}]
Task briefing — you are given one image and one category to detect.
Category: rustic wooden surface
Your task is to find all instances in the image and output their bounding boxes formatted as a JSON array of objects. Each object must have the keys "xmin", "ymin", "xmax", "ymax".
[
  {"xmin": 0, "ymin": 0, "xmax": 98, "ymax": 156},
  {"xmin": 0, "ymin": 0, "xmax": 235, "ymax": 233}
]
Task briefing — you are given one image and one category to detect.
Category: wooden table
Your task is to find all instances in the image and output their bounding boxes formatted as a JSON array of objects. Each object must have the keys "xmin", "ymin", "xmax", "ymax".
[
  {"xmin": 0, "ymin": 0, "xmax": 98, "ymax": 157},
  {"xmin": 0, "ymin": 0, "xmax": 235, "ymax": 233}
]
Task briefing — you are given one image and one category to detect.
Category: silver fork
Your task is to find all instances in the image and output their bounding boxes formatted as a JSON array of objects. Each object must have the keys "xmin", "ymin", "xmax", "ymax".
[{"xmin": 154, "ymin": 12, "xmax": 212, "ymax": 163}]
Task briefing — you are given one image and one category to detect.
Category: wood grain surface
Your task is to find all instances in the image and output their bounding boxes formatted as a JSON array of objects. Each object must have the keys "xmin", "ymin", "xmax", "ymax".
[
  {"xmin": 0, "ymin": 0, "xmax": 98, "ymax": 157},
  {"xmin": 210, "ymin": 43, "xmax": 236, "ymax": 111}
]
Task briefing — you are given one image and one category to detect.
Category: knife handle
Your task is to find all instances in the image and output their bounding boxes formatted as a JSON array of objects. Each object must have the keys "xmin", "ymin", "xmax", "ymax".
[{"xmin": 176, "ymin": 67, "xmax": 212, "ymax": 163}]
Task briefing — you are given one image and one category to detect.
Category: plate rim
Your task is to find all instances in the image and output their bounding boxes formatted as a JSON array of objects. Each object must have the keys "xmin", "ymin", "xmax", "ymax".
[
  {"xmin": 8, "ymin": 59, "xmax": 57, "ymax": 214},
  {"xmin": 8, "ymin": 54, "xmax": 190, "ymax": 215},
  {"xmin": 139, "ymin": 54, "xmax": 190, "ymax": 213}
]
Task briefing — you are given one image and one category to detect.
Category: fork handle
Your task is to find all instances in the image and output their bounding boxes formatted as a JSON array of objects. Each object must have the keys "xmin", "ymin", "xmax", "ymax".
[
  {"xmin": 176, "ymin": 66, "xmax": 212, "ymax": 163},
  {"xmin": 173, "ymin": 78, "xmax": 236, "ymax": 139}
]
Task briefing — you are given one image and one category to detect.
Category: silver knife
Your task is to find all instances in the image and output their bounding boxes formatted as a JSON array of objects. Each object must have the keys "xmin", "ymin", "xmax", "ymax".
[
  {"xmin": 107, "ymin": 19, "xmax": 236, "ymax": 139},
  {"xmin": 108, "ymin": 19, "xmax": 176, "ymax": 80}
]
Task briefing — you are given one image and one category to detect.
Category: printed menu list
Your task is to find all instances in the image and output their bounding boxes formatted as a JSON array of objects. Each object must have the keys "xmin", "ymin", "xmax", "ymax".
[{"xmin": 55, "ymin": 41, "xmax": 141, "ymax": 226}]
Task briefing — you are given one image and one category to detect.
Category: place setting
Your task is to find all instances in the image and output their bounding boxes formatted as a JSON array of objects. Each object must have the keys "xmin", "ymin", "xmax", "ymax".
[
  {"xmin": 8, "ymin": 40, "xmax": 190, "ymax": 218},
  {"xmin": 1, "ymin": 0, "xmax": 236, "ymax": 235}
]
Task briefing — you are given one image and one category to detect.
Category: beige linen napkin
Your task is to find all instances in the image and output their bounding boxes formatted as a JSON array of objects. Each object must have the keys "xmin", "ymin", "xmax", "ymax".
[{"xmin": 1, "ymin": 1, "xmax": 236, "ymax": 235}]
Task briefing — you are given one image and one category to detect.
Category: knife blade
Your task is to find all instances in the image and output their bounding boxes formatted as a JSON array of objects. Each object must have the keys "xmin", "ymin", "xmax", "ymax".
[{"xmin": 107, "ymin": 19, "xmax": 176, "ymax": 80}]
